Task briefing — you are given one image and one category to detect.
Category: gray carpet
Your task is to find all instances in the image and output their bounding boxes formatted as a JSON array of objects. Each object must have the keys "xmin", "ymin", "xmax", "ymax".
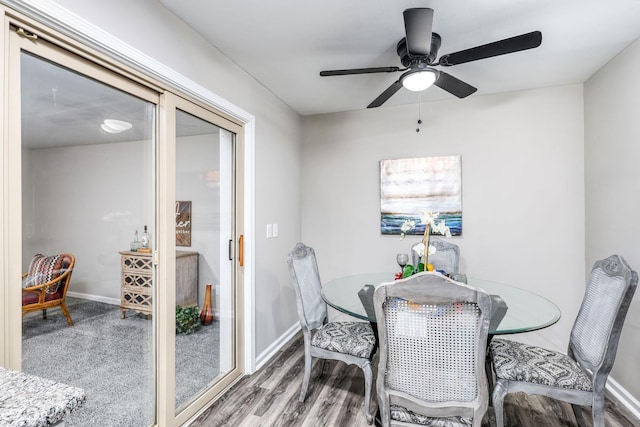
[{"xmin": 22, "ymin": 297, "xmax": 220, "ymax": 427}]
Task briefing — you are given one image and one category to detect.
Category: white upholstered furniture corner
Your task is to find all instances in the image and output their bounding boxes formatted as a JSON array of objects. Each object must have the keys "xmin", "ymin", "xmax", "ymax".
[{"xmin": 0, "ymin": 367, "xmax": 85, "ymax": 426}]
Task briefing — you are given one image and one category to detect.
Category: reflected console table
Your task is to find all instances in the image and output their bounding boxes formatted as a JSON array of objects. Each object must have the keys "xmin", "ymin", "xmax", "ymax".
[{"xmin": 119, "ymin": 250, "xmax": 198, "ymax": 318}]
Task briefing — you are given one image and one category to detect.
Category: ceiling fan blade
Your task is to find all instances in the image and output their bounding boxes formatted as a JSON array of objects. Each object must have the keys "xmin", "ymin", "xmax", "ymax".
[
  {"xmin": 367, "ymin": 80, "xmax": 403, "ymax": 108},
  {"xmin": 434, "ymin": 71, "xmax": 477, "ymax": 98},
  {"xmin": 320, "ymin": 66, "xmax": 401, "ymax": 76},
  {"xmin": 403, "ymin": 8, "xmax": 434, "ymax": 57},
  {"xmin": 438, "ymin": 31, "xmax": 542, "ymax": 66}
]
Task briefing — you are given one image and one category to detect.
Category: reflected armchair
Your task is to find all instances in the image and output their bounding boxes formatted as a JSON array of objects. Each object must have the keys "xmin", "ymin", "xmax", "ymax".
[{"xmin": 22, "ymin": 254, "xmax": 76, "ymax": 326}]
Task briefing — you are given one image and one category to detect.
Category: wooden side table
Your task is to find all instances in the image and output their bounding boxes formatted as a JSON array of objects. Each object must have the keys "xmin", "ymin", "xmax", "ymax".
[{"xmin": 119, "ymin": 250, "xmax": 198, "ymax": 318}]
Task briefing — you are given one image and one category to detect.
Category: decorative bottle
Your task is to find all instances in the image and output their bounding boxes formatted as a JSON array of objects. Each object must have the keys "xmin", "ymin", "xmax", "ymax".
[
  {"xmin": 130, "ymin": 230, "xmax": 140, "ymax": 251},
  {"xmin": 141, "ymin": 225, "xmax": 150, "ymax": 248},
  {"xmin": 200, "ymin": 284, "xmax": 215, "ymax": 326}
]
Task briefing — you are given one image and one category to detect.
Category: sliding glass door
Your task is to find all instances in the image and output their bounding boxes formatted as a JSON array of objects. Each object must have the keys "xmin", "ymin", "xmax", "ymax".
[
  {"xmin": 160, "ymin": 94, "xmax": 244, "ymax": 426},
  {"xmin": 5, "ymin": 17, "xmax": 245, "ymax": 427}
]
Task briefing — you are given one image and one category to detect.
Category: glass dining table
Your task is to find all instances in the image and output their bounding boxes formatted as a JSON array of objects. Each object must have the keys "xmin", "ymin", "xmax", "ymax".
[{"xmin": 321, "ymin": 272, "xmax": 561, "ymax": 335}]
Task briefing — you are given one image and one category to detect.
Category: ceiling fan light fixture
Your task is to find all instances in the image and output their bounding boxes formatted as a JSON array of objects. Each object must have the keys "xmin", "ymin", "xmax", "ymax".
[
  {"xmin": 401, "ymin": 68, "xmax": 438, "ymax": 92},
  {"xmin": 101, "ymin": 119, "xmax": 132, "ymax": 134}
]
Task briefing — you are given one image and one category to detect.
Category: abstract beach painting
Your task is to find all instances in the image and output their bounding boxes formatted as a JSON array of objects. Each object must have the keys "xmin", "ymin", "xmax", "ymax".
[{"xmin": 380, "ymin": 155, "xmax": 462, "ymax": 236}]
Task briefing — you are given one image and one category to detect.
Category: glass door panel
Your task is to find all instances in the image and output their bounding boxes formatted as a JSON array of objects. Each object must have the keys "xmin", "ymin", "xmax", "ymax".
[
  {"xmin": 19, "ymin": 49, "xmax": 157, "ymax": 426},
  {"xmin": 174, "ymin": 109, "xmax": 235, "ymax": 411}
]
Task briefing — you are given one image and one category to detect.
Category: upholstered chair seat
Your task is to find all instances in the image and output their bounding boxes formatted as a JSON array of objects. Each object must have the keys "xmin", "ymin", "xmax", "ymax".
[
  {"xmin": 491, "ymin": 339, "xmax": 593, "ymax": 392},
  {"xmin": 22, "ymin": 290, "xmax": 63, "ymax": 306},
  {"xmin": 310, "ymin": 321, "xmax": 374, "ymax": 359},
  {"xmin": 390, "ymin": 405, "xmax": 473, "ymax": 427}
]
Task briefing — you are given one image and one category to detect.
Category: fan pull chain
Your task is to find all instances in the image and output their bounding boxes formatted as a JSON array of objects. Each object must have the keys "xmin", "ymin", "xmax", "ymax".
[{"xmin": 416, "ymin": 94, "xmax": 422, "ymax": 132}]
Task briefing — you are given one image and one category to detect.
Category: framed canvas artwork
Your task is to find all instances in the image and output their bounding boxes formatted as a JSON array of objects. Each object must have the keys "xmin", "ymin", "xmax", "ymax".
[
  {"xmin": 176, "ymin": 201, "xmax": 192, "ymax": 246},
  {"xmin": 380, "ymin": 155, "xmax": 462, "ymax": 236}
]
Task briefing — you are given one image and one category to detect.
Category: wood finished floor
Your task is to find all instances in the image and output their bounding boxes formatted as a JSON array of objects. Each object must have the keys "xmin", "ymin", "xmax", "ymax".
[{"xmin": 189, "ymin": 333, "xmax": 639, "ymax": 427}]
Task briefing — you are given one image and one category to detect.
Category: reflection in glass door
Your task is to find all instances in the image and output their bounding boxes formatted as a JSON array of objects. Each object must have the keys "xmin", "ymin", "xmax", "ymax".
[
  {"xmin": 8, "ymin": 21, "xmax": 245, "ymax": 427},
  {"xmin": 174, "ymin": 109, "xmax": 235, "ymax": 411},
  {"xmin": 17, "ymin": 44, "xmax": 157, "ymax": 426}
]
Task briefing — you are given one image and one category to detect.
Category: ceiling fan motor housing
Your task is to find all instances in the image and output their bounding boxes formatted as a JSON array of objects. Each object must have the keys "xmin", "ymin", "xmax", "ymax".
[{"xmin": 397, "ymin": 32, "xmax": 441, "ymax": 66}]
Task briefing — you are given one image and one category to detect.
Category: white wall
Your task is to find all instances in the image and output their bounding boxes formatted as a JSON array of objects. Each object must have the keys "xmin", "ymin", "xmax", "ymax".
[
  {"xmin": 28, "ymin": 0, "xmax": 304, "ymax": 359},
  {"xmin": 585, "ymin": 36, "xmax": 640, "ymax": 400},
  {"xmin": 24, "ymin": 132, "xmax": 229, "ymax": 314},
  {"xmin": 23, "ymin": 140, "xmax": 153, "ymax": 301},
  {"xmin": 302, "ymin": 85, "xmax": 586, "ymax": 352},
  {"xmin": 176, "ymin": 133, "xmax": 222, "ymax": 309}
]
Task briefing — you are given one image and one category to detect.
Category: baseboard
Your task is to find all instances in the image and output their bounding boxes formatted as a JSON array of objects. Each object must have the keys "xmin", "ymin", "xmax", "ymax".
[
  {"xmin": 254, "ymin": 322, "xmax": 301, "ymax": 372},
  {"xmin": 607, "ymin": 376, "xmax": 640, "ymax": 421},
  {"xmin": 66, "ymin": 291, "xmax": 120, "ymax": 306}
]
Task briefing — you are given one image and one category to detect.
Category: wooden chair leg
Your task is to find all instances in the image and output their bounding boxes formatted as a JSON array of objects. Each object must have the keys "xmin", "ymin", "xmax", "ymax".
[
  {"xmin": 319, "ymin": 359, "xmax": 327, "ymax": 377},
  {"xmin": 379, "ymin": 393, "xmax": 391, "ymax": 427},
  {"xmin": 299, "ymin": 347, "xmax": 312, "ymax": 402},
  {"xmin": 61, "ymin": 302, "xmax": 74, "ymax": 326},
  {"xmin": 492, "ymin": 379, "xmax": 508, "ymax": 427},
  {"xmin": 572, "ymin": 404, "xmax": 587, "ymax": 427},
  {"xmin": 591, "ymin": 394, "xmax": 606, "ymax": 427},
  {"xmin": 362, "ymin": 361, "xmax": 374, "ymax": 424},
  {"xmin": 42, "ymin": 309, "xmax": 47, "ymax": 320}
]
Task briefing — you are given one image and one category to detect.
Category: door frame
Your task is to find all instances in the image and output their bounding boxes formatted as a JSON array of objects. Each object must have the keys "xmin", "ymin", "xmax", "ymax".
[
  {"xmin": 159, "ymin": 92, "xmax": 245, "ymax": 426},
  {"xmin": 0, "ymin": 0, "xmax": 256, "ymax": 375}
]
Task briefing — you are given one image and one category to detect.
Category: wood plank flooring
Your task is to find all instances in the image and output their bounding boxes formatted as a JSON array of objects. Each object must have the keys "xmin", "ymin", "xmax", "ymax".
[{"xmin": 188, "ymin": 333, "xmax": 639, "ymax": 427}]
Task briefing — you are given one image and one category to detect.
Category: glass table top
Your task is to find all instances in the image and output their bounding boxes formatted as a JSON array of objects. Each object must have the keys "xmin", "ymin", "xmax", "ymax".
[{"xmin": 321, "ymin": 272, "xmax": 561, "ymax": 335}]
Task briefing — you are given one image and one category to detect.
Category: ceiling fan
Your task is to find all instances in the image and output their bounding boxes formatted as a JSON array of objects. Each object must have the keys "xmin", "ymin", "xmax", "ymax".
[{"xmin": 319, "ymin": 8, "xmax": 542, "ymax": 108}]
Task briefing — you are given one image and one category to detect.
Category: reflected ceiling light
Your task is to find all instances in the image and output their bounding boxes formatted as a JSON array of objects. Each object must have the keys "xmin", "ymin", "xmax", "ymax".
[
  {"xmin": 101, "ymin": 119, "xmax": 132, "ymax": 134},
  {"xmin": 400, "ymin": 68, "xmax": 438, "ymax": 92}
]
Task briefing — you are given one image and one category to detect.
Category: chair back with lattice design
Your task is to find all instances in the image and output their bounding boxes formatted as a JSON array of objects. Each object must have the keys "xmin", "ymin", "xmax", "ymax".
[
  {"xmin": 411, "ymin": 238, "xmax": 460, "ymax": 274},
  {"xmin": 287, "ymin": 243, "xmax": 327, "ymax": 331},
  {"xmin": 374, "ymin": 272, "xmax": 491, "ymax": 425},
  {"xmin": 569, "ymin": 255, "xmax": 637, "ymax": 384}
]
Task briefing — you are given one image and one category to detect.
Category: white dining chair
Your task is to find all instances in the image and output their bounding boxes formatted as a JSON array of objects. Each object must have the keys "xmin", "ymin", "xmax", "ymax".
[
  {"xmin": 287, "ymin": 242, "xmax": 375, "ymax": 424},
  {"xmin": 490, "ymin": 254, "xmax": 638, "ymax": 427},
  {"xmin": 374, "ymin": 271, "xmax": 492, "ymax": 427}
]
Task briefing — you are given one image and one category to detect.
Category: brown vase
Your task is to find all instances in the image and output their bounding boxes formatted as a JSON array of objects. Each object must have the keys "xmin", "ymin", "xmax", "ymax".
[{"xmin": 199, "ymin": 284, "xmax": 215, "ymax": 326}]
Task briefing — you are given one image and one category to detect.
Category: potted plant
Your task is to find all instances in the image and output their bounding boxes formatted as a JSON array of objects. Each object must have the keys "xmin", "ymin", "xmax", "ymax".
[{"xmin": 175, "ymin": 305, "xmax": 200, "ymax": 334}]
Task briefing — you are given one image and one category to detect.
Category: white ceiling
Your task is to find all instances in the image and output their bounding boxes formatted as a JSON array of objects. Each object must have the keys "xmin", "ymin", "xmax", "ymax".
[
  {"xmin": 20, "ymin": 0, "xmax": 640, "ymax": 149},
  {"xmin": 158, "ymin": 0, "xmax": 640, "ymax": 116},
  {"xmin": 22, "ymin": 53, "xmax": 217, "ymax": 148}
]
